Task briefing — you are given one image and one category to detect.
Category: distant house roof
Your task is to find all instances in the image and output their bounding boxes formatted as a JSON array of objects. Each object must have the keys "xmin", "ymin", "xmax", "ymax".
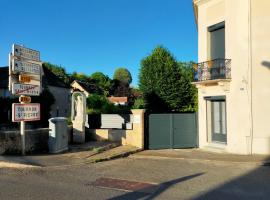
[
  {"xmin": 0, "ymin": 66, "xmax": 70, "ymax": 89},
  {"xmin": 108, "ymin": 96, "xmax": 128, "ymax": 104},
  {"xmin": 71, "ymin": 80, "xmax": 101, "ymax": 96}
]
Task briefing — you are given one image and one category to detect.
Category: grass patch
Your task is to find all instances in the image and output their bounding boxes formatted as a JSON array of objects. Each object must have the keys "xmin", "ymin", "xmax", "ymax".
[{"xmin": 92, "ymin": 147, "xmax": 106, "ymax": 154}]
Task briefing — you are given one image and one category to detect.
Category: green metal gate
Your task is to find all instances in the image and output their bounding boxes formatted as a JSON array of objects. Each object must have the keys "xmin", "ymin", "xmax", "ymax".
[{"xmin": 148, "ymin": 113, "xmax": 198, "ymax": 149}]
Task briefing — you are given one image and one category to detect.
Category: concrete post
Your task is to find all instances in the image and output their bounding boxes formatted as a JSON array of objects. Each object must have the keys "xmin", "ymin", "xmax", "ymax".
[{"xmin": 125, "ymin": 109, "xmax": 145, "ymax": 149}]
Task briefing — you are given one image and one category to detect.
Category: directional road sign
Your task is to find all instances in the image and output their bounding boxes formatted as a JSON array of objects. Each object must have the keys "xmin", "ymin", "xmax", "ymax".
[
  {"xmin": 12, "ymin": 83, "xmax": 40, "ymax": 96},
  {"xmin": 12, "ymin": 44, "xmax": 40, "ymax": 62},
  {"xmin": 12, "ymin": 58, "xmax": 41, "ymax": 74}
]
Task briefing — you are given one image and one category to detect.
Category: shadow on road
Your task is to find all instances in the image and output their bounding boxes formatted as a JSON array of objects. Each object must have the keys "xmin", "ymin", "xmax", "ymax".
[
  {"xmin": 192, "ymin": 164, "xmax": 270, "ymax": 200},
  {"xmin": 108, "ymin": 172, "xmax": 205, "ymax": 200}
]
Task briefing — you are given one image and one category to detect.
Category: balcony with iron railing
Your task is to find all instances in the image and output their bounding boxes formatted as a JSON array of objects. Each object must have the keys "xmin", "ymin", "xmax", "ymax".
[{"xmin": 193, "ymin": 58, "xmax": 231, "ymax": 84}]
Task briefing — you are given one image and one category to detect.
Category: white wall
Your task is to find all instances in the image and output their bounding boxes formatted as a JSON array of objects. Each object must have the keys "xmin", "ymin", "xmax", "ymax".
[
  {"xmin": 195, "ymin": 0, "xmax": 270, "ymax": 154},
  {"xmin": 48, "ymin": 86, "xmax": 71, "ymax": 118},
  {"xmin": 250, "ymin": 0, "xmax": 270, "ymax": 154}
]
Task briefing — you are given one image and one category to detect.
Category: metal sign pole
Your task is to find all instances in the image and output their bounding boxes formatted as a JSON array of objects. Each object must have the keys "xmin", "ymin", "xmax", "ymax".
[
  {"xmin": 20, "ymin": 95, "xmax": 25, "ymax": 156},
  {"xmin": 21, "ymin": 120, "xmax": 25, "ymax": 155}
]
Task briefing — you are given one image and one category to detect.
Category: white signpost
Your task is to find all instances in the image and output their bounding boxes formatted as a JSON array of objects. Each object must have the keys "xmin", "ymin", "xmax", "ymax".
[
  {"xmin": 12, "ymin": 104, "xmax": 40, "ymax": 122},
  {"xmin": 9, "ymin": 44, "xmax": 42, "ymax": 155}
]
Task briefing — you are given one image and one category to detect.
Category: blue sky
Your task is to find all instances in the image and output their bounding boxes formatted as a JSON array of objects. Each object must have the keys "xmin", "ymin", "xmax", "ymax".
[{"xmin": 0, "ymin": 0, "xmax": 197, "ymax": 86}]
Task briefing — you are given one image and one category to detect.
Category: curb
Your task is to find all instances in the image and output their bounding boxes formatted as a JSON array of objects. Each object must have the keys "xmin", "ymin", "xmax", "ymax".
[
  {"xmin": 0, "ymin": 143, "xmax": 121, "ymax": 169},
  {"xmin": 130, "ymin": 154, "xmax": 270, "ymax": 166},
  {"xmin": 0, "ymin": 161, "xmax": 40, "ymax": 169}
]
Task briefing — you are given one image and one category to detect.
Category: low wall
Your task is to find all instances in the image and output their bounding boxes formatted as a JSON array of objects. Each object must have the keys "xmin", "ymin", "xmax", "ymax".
[
  {"xmin": 0, "ymin": 128, "xmax": 49, "ymax": 154},
  {"xmin": 0, "ymin": 126, "xmax": 72, "ymax": 155},
  {"xmin": 89, "ymin": 109, "xmax": 145, "ymax": 149}
]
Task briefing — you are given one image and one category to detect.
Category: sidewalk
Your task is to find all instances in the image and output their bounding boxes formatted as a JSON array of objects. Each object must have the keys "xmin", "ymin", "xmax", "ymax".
[
  {"xmin": 0, "ymin": 141, "xmax": 121, "ymax": 168},
  {"xmin": 131, "ymin": 149, "xmax": 270, "ymax": 165}
]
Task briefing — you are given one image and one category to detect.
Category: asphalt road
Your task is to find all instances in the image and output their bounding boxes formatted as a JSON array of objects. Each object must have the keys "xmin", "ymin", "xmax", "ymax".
[{"xmin": 0, "ymin": 156, "xmax": 270, "ymax": 200}]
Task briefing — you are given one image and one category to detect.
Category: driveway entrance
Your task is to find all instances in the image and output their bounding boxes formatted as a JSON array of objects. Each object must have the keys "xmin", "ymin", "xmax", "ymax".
[{"xmin": 148, "ymin": 113, "xmax": 197, "ymax": 149}]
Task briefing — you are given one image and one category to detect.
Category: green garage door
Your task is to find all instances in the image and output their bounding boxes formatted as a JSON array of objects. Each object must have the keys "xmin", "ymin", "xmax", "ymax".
[{"xmin": 149, "ymin": 113, "xmax": 197, "ymax": 149}]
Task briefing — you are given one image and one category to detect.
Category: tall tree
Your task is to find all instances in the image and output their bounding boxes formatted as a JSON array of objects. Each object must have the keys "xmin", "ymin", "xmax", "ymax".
[
  {"xmin": 43, "ymin": 62, "xmax": 70, "ymax": 84},
  {"xmin": 91, "ymin": 72, "xmax": 111, "ymax": 95},
  {"xmin": 139, "ymin": 46, "xmax": 197, "ymax": 113},
  {"xmin": 70, "ymin": 71, "xmax": 91, "ymax": 83},
  {"xmin": 113, "ymin": 68, "xmax": 132, "ymax": 84},
  {"xmin": 91, "ymin": 72, "xmax": 108, "ymax": 83},
  {"xmin": 110, "ymin": 80, "xmax": 130, "ymax": 97}
]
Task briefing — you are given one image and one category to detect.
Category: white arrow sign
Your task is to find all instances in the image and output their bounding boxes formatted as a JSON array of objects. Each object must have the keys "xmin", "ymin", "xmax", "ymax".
[{"xmin": 12, "ymin": 58, "xmax": 41, "ymax": 75}]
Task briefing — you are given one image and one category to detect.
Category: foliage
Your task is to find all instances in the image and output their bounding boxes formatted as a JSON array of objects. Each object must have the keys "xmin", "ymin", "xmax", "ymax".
[
  {"xmin": 43, "ymin": 62, "xmax": 70, "ymax": 84},
  {"xmin": 139, "ymin": 46, "xmax": 197, "ymax": 113},
  {"xmin": 91, "ymin": 72, "xmax": 109, "ymax": 83},
  {"xmin": 91, "ymin": 72, "xmax": 112, "ymax": 96},
  {"xmin": 132, "ymin": 98, "xmax": 145, "ymax": 109},
  {"xmin": 109, "ymin": 80, "xmax": 130, "ymax": 97},
  {"xmin": 177, "ymin": 61, "xmax": 198, "ymax": 112},
  {"xmin": 86, "ymin": 94, "xmax": 130, "ymax": 114},
  {"xmin": 70, "ymin": 72, "xmax": 91, "ymax": 83},
  {"xmin": 113, "ymin": 68, "xmax": 132, "ymax": 84},
  {"xmin": 130, "ymin": 87, "xmax": 143, "ymax": 98},
  {"xmin": 129, "ymin": 87, "xmax": 143, "ymax": 107},
  {"xmin": 87, "ymin": 94, "xmax": 107, "ymax": 111}
]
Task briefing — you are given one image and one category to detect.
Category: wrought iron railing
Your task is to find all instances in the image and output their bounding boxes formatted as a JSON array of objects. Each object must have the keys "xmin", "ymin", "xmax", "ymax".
[{"xmin": 193, "ymin": 59, "xmax": 231, "ymax": 82}]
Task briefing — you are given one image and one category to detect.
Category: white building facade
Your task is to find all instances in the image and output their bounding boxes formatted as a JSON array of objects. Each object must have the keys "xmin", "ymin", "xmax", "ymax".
[{"xmin": 193, "ymin": 0, "xmax": 270, "ymax": 154}]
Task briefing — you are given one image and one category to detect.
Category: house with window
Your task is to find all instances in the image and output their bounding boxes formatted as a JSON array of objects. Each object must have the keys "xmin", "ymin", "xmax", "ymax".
[{"xmin": 193, "ymin": 0, "xmax": 270, "ymax": 154}]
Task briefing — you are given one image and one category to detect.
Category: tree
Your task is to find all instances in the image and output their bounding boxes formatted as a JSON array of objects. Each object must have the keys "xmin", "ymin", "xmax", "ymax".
[
  {"xmin": 91, "ymin": 72, "xmax": 107, "ymax": 83},
  {"xmin": 70, "ymin": 72, "xmax": 91, "ymax": 83},
  {"xmin": 109, "ymin": 80, "xmax": 130, "ymax": 97},
  {"xmin": 139, "ymin": 46, "xmax": 197, "ymax": 113},
  {"xmin": 113, "ymin": 68, "xmax": 132, "ymax": 84},
  {"xmin": 43, "ymin": 62, "xmax": 70, "ymax": 84},
  {"xmin": 132, "ymin": 98, "xmax": 145, "ymax": 109},
  {"xmin": 129, "ymin": 87, "xmax": 143, "ymax": 107},
  {"xmin": 177, "ymin": 61, "xmax": 198, "ymax": 112},
  {"xmin": 91, "ymin": 72, "xmax": 112, "ymax": 96}
]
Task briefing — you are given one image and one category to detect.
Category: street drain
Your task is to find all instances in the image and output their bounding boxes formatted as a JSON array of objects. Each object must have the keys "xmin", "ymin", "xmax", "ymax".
[{"xmin": 91, "ymin": 177, "xmax": 159, "ymax": 194}]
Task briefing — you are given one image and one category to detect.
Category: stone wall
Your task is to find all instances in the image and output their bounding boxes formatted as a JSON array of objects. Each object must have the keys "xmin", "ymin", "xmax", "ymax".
[
  {"xmin": 0, "ymin": 126, "xmax": 72, "ymax": 155},
  {"xmin": 0, "ymin": 128, "xmax": 49, "ymax": 154},
  {"xmin": 89, "ymin": 109, "xmax": 145, "ymax": 149}
]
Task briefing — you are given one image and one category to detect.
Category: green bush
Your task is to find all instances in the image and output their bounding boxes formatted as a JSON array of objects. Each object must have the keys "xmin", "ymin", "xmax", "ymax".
[
  {"xmin": 132, "ymin": 98, "xmax": 145, "ymax": 109},
  {"xmin": 87, "ymin": 94, "xmax": 131, "ymax": 114}
]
